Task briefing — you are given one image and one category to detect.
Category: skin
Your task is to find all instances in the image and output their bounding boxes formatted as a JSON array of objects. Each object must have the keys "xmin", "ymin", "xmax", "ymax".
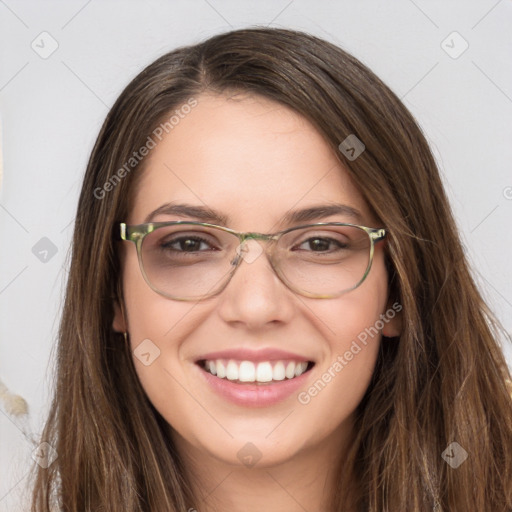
[{"xmin": 113, "ymin": 92, "xmax": 401, "ymax": 512}]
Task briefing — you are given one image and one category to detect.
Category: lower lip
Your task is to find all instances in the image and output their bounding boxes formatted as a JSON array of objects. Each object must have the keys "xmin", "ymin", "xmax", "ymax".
[{"xmin": 195, "ymin": 363, "xmax": 314, "ymax": 407}]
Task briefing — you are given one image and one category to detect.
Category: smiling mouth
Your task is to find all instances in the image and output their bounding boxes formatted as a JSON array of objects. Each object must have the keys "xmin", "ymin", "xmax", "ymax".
[{"xmin": 197, "ymin": 359, "xmax": 315, "ymax": 385}]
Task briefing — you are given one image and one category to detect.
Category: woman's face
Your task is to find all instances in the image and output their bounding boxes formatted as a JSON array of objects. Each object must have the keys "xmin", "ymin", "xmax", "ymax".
[{"xmin": 114, "ymin": 92, "xmax": 399, "ymax": 470}]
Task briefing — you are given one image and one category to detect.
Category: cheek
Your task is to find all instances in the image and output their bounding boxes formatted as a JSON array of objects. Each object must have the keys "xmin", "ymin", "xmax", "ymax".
[
  {"xmin": 124, "ymin": 290, "xmax": 212, "ymax": 443},
  {"xmin": 295, "ymin": 255, "xmax": 389, "ymax": 427},
  {"xmin": 313, "ymin": 251, "xmax": 389, "ymax": 350},
  {"xmin": 121, "ymin": 252, "xmax": 220, "ymax": 437},
  {"xmin": 122, "ymin": 248, "xmax": 202, "ymax": 339},
  {"xmin": 123, "ymin": 255, "xmax": 201, "ymax": 363}
]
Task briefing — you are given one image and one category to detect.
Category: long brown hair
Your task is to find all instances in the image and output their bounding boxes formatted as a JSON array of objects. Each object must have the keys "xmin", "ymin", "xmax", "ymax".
[{"xmin": 31, "ymin": 27, "xmax": 512, "ymax": 511}]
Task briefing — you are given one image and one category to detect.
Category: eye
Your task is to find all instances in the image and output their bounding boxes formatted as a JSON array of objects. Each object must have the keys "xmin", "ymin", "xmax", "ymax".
[
  {"xmin": 161, "ymin": 235, "xmax": 216, "ymax": 252},
  {"xmin": 296, "ymin": 237, "xmax": 347, "ymax": 252}
]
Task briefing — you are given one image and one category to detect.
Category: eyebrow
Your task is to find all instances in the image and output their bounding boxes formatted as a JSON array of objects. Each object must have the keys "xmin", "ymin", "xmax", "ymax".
[
  {"xmin": 144, "ymin": 202, "xmax": 364, "ymax": 226},
  {"xmin": 144, "ymin": 203, "xmax": 229, "ymax": 225}
]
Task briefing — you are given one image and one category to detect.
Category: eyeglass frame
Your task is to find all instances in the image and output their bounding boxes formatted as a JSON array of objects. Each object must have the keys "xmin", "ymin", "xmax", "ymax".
[{"xmin": 119, "ymin": 221, "xmax": 387, "ymax": 301}]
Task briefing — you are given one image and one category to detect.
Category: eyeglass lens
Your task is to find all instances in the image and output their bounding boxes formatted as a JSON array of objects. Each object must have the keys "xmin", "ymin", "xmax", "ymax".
[{"xmin": 138, "ymin": 224, "xmax": 373, "ymax": 299}]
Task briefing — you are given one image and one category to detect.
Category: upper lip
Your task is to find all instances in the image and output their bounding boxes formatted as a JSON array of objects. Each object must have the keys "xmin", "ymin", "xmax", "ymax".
[{"xmin": 195, "ymin": 348, "xmax": 313, "ymax": 363}]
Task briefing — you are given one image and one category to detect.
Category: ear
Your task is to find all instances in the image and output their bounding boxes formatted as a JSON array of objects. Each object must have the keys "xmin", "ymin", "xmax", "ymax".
[
  {"xmin": 382, "ymin": 298, "xmax": 402, "ymax": 338},
  {"xmin": 112, "ymin": 299, "xmax": 127, "ymax": 333}
]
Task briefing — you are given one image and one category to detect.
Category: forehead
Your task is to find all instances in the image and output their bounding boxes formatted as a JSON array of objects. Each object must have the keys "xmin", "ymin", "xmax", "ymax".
[{"xmin": 129, "ymin": 93, "xmax": 373, "ymax": 229}]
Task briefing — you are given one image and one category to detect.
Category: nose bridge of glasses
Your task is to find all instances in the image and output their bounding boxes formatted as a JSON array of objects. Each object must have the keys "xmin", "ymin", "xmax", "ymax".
[{"xmin": 231, "ymin": 234, "xmax": 272, "ymax": 266}]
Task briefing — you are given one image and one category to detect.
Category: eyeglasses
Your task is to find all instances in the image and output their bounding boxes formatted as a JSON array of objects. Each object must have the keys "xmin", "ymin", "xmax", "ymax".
[{"xmin": 119, "ymin": 221, "xmax": 386, "ymax": 301}]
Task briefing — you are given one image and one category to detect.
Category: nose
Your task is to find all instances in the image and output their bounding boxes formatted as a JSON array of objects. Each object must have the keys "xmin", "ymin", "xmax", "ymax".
[{"xmin": 216, "ymin": 239, "xmax": 296, "ymax": 329}]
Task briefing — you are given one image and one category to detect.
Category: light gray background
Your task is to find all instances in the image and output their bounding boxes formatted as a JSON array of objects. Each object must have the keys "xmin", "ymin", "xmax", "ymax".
[{"xmin": 1, "ymin": 1, "xmax": 511, "ymax": 510}]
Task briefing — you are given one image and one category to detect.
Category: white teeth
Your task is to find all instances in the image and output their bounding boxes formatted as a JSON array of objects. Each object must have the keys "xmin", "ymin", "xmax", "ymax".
[
  {"xmin": 295, "ymin": 362, "xmax": 308, "ymax": 377},
  {"xmin": 226, "ymin": 360, "xmax": 239, "ymax": 381},
  {"xmin": 239, "ymin": 361, "xmax": 256, "ymax": 382},
  {"xmin": 216, "ymin": 360, "xmax": 226, "ymax": 378},
  {"xmin": 202, "ymin": 359, "xmax": 311, "ymax": 383},
  {"xmin": 256, "ymin": 362, "xmax": 273, "ymax": 382},
  {"xmin": 272, "ymin": 361, "xmax": 286, "ymax": 381}
]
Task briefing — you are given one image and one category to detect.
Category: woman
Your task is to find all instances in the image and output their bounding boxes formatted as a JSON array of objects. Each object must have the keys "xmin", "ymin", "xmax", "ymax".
[{"xmin": 31, "ymin": 27, "xmax": 512, "ymax": 511}]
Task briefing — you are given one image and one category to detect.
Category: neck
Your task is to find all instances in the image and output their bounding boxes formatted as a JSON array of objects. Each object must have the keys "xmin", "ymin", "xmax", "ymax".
[{"xmin": 172, "ymin": 419, "xmax": 358, "ymax": 512}]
